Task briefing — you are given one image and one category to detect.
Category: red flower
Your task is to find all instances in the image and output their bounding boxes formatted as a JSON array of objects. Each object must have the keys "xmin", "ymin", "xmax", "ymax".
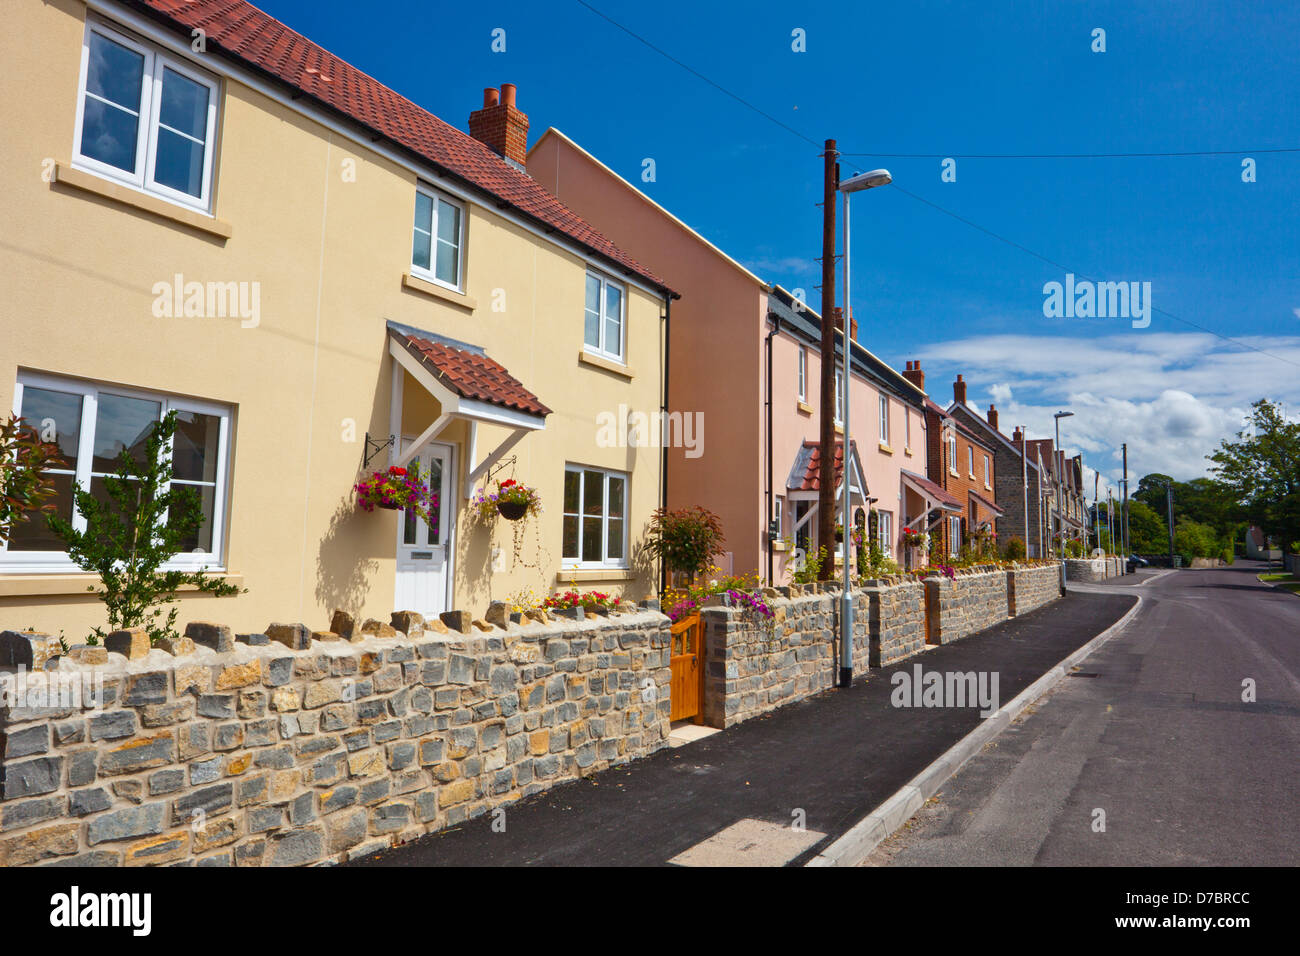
[
  {"xmin": 388, "ymin": 466, "xmax": 407, "ymax": 477},
  {"xmin": 500, "ymin": 479, "xmax": 517, "ymax": 488}
]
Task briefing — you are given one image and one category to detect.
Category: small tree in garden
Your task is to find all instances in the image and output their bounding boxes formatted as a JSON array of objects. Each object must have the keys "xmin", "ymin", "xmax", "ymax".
[
  {"xmin": 644, "ymin": 506, "xmax": 726, "ymax": 585},
  {"xmin": 0, "ymin": 414, "xmax": 63, "ymax": 542},
  {"xmin": 49, "ymin": 410, "xmax": 242, "ymax": 645}
]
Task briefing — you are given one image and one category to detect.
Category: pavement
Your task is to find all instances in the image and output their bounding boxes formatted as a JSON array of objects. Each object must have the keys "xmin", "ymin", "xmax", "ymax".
[
  {"xmin": 866, "ymin": 560, "xmax": 1300, "ymax": 866},
  {"xmin": 351, "ymin": 585, "xmax": 1135, "ymax": 867}
]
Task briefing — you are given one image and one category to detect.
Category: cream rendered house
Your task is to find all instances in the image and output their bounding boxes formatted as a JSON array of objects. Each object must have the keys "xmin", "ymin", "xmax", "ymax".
[{"xmin": 0, "ymin": 0, "xmax": 674, "ymax": 637}]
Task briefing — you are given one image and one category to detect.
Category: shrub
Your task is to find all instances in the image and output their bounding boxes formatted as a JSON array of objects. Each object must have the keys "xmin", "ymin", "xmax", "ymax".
[
  {"xmin": 48, "ymin": 411, "xmax": 243, "ymax": 645},
  {"xmin": 1002, "ymin": 536, "xmax": 1028, "ymax": 561},
  {"xmin": 1219, "ymin": 547, "xmax": 1234, "ymax": 565},
  {"xmin": 645, "ymin": 506, "xmax": 726, "ymax": 585},
  {"xmin": 792, "ymin": 546, "xmax": 827, "ymax": 585},
  {"xmin": 0, "ymin": 414, "xmax": 63, "ymax": 542}
]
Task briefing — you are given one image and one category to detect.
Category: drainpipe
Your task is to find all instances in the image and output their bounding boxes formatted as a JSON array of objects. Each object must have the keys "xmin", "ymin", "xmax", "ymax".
[
  {"xmin": 765, "ymin": 314, "xmax": 780, "ymax": 584},
  {"xmin": 659, "ymin": 294, "xmax": 673, "ymax": 597}
]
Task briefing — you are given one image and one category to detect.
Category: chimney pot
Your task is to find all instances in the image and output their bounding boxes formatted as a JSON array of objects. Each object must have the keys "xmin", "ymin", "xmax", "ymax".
[
  {"xmin": 501, "ymin": 83, "xmax": 517, "ymax": 107},
  {"xmin": 483, "ymin": 87, "xmax": 499, "ymax": 108},
  {"xmin": 987, "ymin": 404, "xmax": 999, "ymax": 429},
  {"xmin": 469, "ymin": 83, "xmax": 529, "ymax": 168},
  {"xmin": 953, "ymin": 374, "xmax": 968, "ymax": 406}
]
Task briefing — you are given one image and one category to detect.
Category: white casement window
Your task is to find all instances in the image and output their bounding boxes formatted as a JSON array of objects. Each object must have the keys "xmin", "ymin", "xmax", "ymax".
[
  {"xmin": 984, "ymin": 454, "xmax": 991, "ymax": 487},
  {"xmin": 947, "ymin": 433, "xmax": 958, "ymax": 473},
  {"xmin": 834, "ymin": 370, "xmax": 844, "ymax": 425},
  {"xmin": 73, "ymin": 20, "xmax": 220, "ymax": 211},
  {"xmin": 562, "ymin": 465, "xmax": 628, "ymax": 567},
  {"xmin": 948, "ymin": 516, "xmax": 962, "ymax": 557},
  {"xmin": 905, "ymin": 410, "xmax": 911, "ymax": 450},
  {"xmin": 773, "ymin": 496, "xmax": 783, "ymax": 535},
  {"xmin": 584, "ymin": 272, "xmax": 625, "ymax": 362},
  {"xmin": 797, "ymin": 348, "xmax": 806, "ymax": 402},
  {"xmin": 411, "ymin": 187, "xmax": 464, "ymax": 289},
  {"xmin": 2, "ymin": 372, "xmax": 231, "ymax": 573},
  {"xmin": 968, "ymin": 446, "xmax": 975, "ymax": 477},
  {"xmin": 877, "ymin": 510, "xmax": 893, "ymax": 556},
  {"xmin": 879, "ymin": 394, "xmax": 890, "ymax": 444}
]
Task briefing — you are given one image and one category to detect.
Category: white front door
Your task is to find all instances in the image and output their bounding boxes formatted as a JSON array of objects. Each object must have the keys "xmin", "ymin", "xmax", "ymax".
[{"xmin": 394, "ymin": 441, "xmax": 453, "ymax": 617}]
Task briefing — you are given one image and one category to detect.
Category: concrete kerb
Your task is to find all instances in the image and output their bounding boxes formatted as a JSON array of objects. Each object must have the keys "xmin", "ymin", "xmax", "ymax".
[{"xmin": 805, "ymin": 592, "xmax": 1145, "ymax": 867}]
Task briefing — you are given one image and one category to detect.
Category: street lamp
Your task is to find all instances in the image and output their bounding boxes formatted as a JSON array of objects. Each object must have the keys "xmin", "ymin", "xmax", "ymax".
[
  {"xmin": 1054, "ymin": 411, "xmax": 1074, "ymax": 561},
  {"xmin": 836, "ymin": 166, "xmax": 891, "ymax": 689}
]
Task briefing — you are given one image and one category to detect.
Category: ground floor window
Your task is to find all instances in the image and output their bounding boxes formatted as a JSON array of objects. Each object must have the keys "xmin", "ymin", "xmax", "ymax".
[
  {"xmin": 2, "ymin": 372, "xmax": 231, "ymax": 571},
  {"xmin": 877, "ymin": 510, "xmax": 893, "ymax": 557},
  {"xmin": 948, "ymin": 515, "xmax": 963, "ymax": 558},
  {"xmin": 562, "ymin": 465, "xmax": 627, "ymax": 567},
  {"xmin": 793, "ymin": 499, "xmax": 813, "ymax": 554}
]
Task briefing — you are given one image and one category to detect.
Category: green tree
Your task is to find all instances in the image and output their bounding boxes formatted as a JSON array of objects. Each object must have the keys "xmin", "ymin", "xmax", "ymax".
[
  {"xmin": 49, "ymin": 410, "xmax": 242, "ymax": 644},
  {"xmin": 1209, "ymin": 399, "xmax": 1300, "ymax": 550},
  {"xmin": 1126, "ymin": 499, "xmax": 1165, "ymax": 553}
]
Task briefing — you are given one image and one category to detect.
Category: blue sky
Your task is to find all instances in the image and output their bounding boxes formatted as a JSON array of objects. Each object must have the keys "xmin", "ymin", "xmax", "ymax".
[{"xmin": 256, "ymin": 0, "xmax": 1300, "ymax": 490}]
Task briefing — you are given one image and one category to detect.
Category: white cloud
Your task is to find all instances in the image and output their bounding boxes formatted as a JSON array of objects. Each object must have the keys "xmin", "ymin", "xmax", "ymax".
[{"xmin": 915, "ymin": 332, "xmax": 1300, "ymax": 485}]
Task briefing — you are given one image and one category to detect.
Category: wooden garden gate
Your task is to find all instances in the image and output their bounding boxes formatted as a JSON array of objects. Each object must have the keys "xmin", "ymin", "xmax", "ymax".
[{"xmin": 669, "ymin": 613, "xmax": 704, "ymax": 722}]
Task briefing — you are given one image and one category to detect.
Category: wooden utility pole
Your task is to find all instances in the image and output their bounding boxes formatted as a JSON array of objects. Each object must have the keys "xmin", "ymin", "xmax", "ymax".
[{"xmin": 817, "ymin": 139, "xmax": 838, "ymax": 579}]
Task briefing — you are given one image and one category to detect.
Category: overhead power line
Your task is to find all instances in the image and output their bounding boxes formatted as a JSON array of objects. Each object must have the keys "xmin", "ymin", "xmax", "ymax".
[{"xmin": 571, "ymin": 0, "xmax": 1300, "ymax": 371}]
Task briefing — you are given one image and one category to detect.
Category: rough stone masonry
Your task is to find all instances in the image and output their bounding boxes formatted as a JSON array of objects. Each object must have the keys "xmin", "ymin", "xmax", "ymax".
[{"xmin": 0, "ymin": 607, "xmax": 671, "ymax": 867}]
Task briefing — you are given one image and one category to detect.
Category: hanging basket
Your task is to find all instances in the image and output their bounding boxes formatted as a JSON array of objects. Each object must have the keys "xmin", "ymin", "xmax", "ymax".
[
  {"xmin": 498, "ymin": 500, "xmax": 529, "ymax": 521},
  {"xmin": 377, "ymin": 500, "xmax": 403, "ymax": 511}
]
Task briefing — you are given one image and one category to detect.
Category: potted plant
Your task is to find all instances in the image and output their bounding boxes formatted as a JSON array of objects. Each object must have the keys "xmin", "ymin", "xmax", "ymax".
[
  {"xmin": 355, "ymin": 464, "xmax": 436, "ymax": 523},
  {"xmin": 494, "ymin": 478, "xmax": 541, "ymax": 521}
]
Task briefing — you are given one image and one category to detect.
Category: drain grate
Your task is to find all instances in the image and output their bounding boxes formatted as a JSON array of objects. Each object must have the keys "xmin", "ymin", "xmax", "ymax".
[{"xmin": 1068, "ymin": 671, "xmax": 1101, "ymax": 678}]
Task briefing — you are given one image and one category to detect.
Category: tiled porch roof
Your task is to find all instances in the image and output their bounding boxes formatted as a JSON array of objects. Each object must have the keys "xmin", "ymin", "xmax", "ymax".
[
  {"xmin": 394, "ymin": 332, "xmax": 551, "ymax": 417},
  {"xmin": 788, "ymin": 440, "xmax": 858, "ymax": 492},
  {"xmin": 900, "ymin": 469, "xmax": 963, "ymax": 511}
]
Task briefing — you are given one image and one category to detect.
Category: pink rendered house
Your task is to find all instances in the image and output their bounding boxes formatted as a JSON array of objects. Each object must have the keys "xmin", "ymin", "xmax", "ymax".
[{"xmin": 528, "ymin": 130, "xmax": 931, "ymax": 584}]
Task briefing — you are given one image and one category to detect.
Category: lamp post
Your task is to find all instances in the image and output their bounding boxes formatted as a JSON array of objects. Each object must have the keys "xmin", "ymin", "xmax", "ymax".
[
  {"xmin": 836, "ymin": 166, "xmax": 891, "ymax": 689},
  {"xmin": 1053, "ymin": 411, "xmax": 1074, "ymax": 559}
]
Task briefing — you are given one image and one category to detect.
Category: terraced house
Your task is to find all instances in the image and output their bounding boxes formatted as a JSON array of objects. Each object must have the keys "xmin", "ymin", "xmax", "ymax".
[
  {"xmin": 0, "ymin": 0, "xmax": 675, "ymax": 637},
  {"xmin": 528, "ymin": 130, "xmax": 929, "ymax": 582}
]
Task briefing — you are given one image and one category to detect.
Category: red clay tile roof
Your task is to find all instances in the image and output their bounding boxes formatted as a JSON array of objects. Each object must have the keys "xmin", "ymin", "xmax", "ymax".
[
  {"xmin": 398, "ymin": 333, "xmax": 551, "ymax": 418},
  {"xmin": 900, "ymin": 469, "xmax": 963, "ymax": 511},
  {"xmin": 789, "ymin": 440, "xmax": 859, "ymax": 492},
  {"xmin": 129, "ymin": 0, "xmax": 671, "ymax": 293}
]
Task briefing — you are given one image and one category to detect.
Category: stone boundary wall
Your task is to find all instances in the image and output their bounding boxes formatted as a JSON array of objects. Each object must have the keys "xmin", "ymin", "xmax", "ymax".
[
  {"xmin": 0, "ymin": 607, "xmax": 671, "ymax": 868},
  {"xmin": 1284, "ymin": 552, "xmax": 1298, "ymax": 574},
  {"xmin": 924, "ymin": 568, "xmax": 1009, "ymax": 645},
  {"xmin": 700, "ymin": 590, "xmax": 868, "ymax": 729},
  {"xmin": 1007, "ymin": 564, "xmax": 1064, "ymax": 616},
  {"xmin": 1064, "ymin": 558, "xmax": 1108, "ymax": 582},
  {"xmin": 863, "ymin": 580, "xmax": 927, "ymax": 666}
]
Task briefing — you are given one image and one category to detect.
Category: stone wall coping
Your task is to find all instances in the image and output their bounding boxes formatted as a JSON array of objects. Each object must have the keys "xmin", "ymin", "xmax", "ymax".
[{"xmin": 1, "ymin": 607, "xmax": 669, "ymax": 680}]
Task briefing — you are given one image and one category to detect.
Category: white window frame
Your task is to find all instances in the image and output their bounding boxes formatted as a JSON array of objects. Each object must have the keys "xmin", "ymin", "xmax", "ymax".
[
  {"xmin": 73, "ymin": 19, "xmax": 220, "ymax": 212},
  {"xmin": 948, "ymin": 516, "xmax": 962, "ymax": 558},
  {"xmin": 879, "ymin": 394, "xmax": 890, "ymax": 444},
  {"xmin": 947, "ymin": 433, "xmax": 958, "ymax": 475},
  {"xmin": 967, "ymin": 446, "xmax": 975, "ymax": 477},
  {"xmin": 2, "ymin": 371, "xmax": 231, "ymax": 574},
  {"xmin": 877, "ymin": 510, "xmax": 893, "ymax": 557},
  {"xmin": 834, "ymin": 370, "xmax": 844, "ymax": 426},
  {"xmin": 905, "ymin": 409, "xmax": 912, "ymax": 450},
  {"xmin": 561, "ymin": 464, "xmax": 629, "ymax": 569},
  {"xmin": 773, "ymin": 496, "xmax": 784, "ymax": 534},
  {"xmin": 583, "ymin": 271, "xmax": 626, "ymax": 363},
  {"xmin": 410, "ymin": 185, "xmax": 466, "ymax": 292},
  {"xmin": 797, "ymin": 348, "xmax": 806, "ymax": 402},
  {"xmin": 984, "ymin": 454, "xmax": 991, "ymax": 488}
]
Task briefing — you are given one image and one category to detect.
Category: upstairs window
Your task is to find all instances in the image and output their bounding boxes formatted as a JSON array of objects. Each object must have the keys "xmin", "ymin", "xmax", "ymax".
[
  {"xmin": 412, "ymin": 188, "xmax": 464, "ymax": 289},
  {"xmin": 967, "ymin": 446, "xmax": 975, "ymax": 476},
  {"xmin": 879, "ymin": 394, "xmax": 890, "ymax": 444},
  {"xmin": 797, "ymin": 348, "xmax": 806, "ymax": 402},
  {"xmin": 834, "ymin": 370, "xmax": 844, "ymax": 425},
  {"xmin": 584, "ymin": 272, "xmax": 625, "ymax": 362},
  {"xmin": 984, "ymin": 454, "xmax": 991, "ymax": 486},
  {"xmin": 73, "ymin": 21, "xmax": 219, "ymax": 210}
]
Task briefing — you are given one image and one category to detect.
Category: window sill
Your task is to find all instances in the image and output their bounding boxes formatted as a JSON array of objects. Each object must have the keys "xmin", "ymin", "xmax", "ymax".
[
  {"xmin": 402, "ymin": 272, "xmax": 477, "ymax": 311},
  {"xmin": 834, "ymin": 424, "xmax": 844, "ymax": 435},
  {"xmin": 797, "ymin": 401, "xmax": 813, "ymax": 415},
  {"xmin": 0, "ymin": 572, "xmax": 243, "ymax": 598},
  {"xmin": 985, "ymin": 483, "xmax": 993, "ymax": 492},
  {"xmin": 52, "ymin": 163, "xmax": 231, "ymax": 239},
  {"xmin": 771, "ymin": 540, "xmax": 788, "ymax": 552},
  {"xmin": 578, "ymin": 351, "xmax": 634, "ymax": 380},
  {"xmin": 949, "ymin": 469, "xmax": 960, "ymax": 478},
  {"xmin": 554, "ymin": 568, "xmax": 634, "ymax": 584},
  {"xmin": 904, "ymin": 447, "xmax": 914, "ymax": 457},
  {"xmin": 878, "ymin": 442, "xmax": 894, "ymax": 455}
]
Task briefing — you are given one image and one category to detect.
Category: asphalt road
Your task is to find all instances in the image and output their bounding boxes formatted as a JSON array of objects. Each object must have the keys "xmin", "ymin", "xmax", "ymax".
[
  {"xmin": 868, "ymin": 560, "xmax": 1300, "ymax": 866},
  {"xmin": 352, "ymin": 587, "xmax": 1135, "ymax": 867}
]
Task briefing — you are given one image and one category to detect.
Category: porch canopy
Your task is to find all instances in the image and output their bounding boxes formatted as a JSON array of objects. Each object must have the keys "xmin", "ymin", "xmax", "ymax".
[
  {"xmin": 386, "ymin": 321, "xmax": 550, "ymax": 497},
  {"xmin": 786, "ymin": 439, "xmax": 868, "ymax": 540},
  {"xmin": 901, "ymin": 468, "xmax": 963, "ymax": 534}
]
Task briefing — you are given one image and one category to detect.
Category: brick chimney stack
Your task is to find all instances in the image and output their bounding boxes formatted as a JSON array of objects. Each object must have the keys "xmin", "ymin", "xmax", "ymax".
[
  {"xmin": 987, "ymin": 404, "xmax": 998, "ymax": 430},
  {"xmin": 953, "ymin": 373, "xmax": 967, "ymax": 406},
  {"xmin": 902, "ymin": 360, "xmax": 925, "ymax": 391},
  {"xmin": 833, "ymin": 307, "xmax": 859, "ymax": 342},
  {"xmin": 1012, "ymin": 426, "xmax": 1023, "ymax": 443},
  {"xmin": 469, "ymin": 83, "xmax": 529, "ymax": 170}
]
